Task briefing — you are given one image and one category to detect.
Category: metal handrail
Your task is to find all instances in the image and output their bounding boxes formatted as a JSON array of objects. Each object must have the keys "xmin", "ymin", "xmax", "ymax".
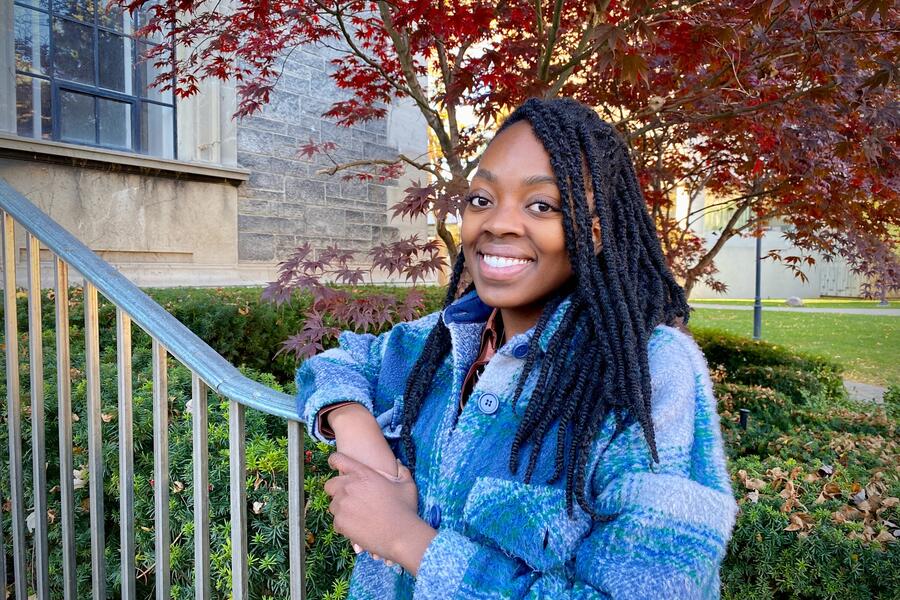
[
  {"xmin": 0, "ymin": 176, "xmax": 307, "ymax": 600},
  {"xmin": 0, "ymin": 178, "xmax": 298, "ymax": 420}
]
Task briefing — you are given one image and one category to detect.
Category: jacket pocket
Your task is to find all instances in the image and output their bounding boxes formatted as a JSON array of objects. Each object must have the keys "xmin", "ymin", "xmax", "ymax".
[{"xmin": 461, "ymin": 476, "xmax": 592, "ymax": 573}]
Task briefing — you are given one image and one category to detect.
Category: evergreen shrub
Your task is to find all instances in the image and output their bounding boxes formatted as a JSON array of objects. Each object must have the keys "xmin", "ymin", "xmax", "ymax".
[{"xmin": 0, "ymin": 288, "xmax": 897, "ymax": 599}]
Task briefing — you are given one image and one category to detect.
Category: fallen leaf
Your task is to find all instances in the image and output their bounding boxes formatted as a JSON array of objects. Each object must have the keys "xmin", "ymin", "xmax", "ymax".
[
  {"xmin": 815, "ymin": 482, "xmax": 842, "ymax": 504},
  {"xmin": 881, "ymin": 497, "xmax": 899, "ymax": 509},
  {"xmin": 784, "ymin": 512, "xmax": 814, "ymax": 532},
  {"xmin": 876, "ymin": 530, "xmax": 897, "ymax": 543}
]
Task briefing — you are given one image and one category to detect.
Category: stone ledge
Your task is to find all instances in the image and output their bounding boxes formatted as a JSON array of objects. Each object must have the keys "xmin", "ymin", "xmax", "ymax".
[{"xmin": 0, "ymin": 133, "xmax": 250, "ymax": 185}]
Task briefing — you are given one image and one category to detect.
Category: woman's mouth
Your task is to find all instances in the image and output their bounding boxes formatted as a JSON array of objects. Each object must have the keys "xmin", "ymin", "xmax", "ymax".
[{"xmin": 477, "ymin": 252, "xmax": 534, "ymax": 280}]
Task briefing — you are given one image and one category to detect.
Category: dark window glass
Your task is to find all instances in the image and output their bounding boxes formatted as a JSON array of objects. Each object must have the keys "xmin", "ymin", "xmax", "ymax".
[
  {"xmin": 59, "ymin": 89, "xmax": 96, "ymax": 144},
  {"xmin": 98, "ymin": 0, "xmax": 131, "ymax": 32},
  {"xmin": 54, "ymin": 0, "xmax": 95, "ymax": 22},
  {"xmin": 141, "ymin": 102, "xmax": 174, "ymax": 159},
  {"xmin": 98, "ymin": 97, "xmax": 132, "ymax": 148},
  {"xmin": 17, "ymin": 0, "xmax": 49, "ymax": 11},
  {"xmin": 16, "ymin": 75, "xmax": 52, "ymax": 139},
  {"xmin": 137, "ymin": 42, "xmax": 172, "ymax": 102},
  {"xmin": 99, "ymin": 31, "xmax": 133, "ymax": 93},
  {"xmin": 53, "ymin": 18, "xmax": 95, "ymax": 85},
  {"xmin": 14, "ymin": 5, "xmax": 50, "ymax": 75}
]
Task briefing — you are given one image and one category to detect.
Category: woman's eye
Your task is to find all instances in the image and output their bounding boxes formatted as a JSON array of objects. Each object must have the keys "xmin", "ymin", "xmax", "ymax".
[
  {"xmin": 466, "ymin": 195, "xmax": 492, "ymax": 209},
  {"xmin": 527, "ymin": 201, "xmax": 559, "ymax": 214}
]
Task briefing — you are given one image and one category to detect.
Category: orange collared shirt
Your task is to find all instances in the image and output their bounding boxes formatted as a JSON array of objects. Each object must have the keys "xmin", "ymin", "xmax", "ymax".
[{"xmin": 459, "ymin": 308, "xmax": 503, "ymax": 414}]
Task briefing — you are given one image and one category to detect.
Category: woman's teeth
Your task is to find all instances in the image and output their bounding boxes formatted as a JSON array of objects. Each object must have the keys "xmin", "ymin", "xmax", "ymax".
[{"xmin": 482, "ymin": 254, "xmax": 532, "ymax": 268}]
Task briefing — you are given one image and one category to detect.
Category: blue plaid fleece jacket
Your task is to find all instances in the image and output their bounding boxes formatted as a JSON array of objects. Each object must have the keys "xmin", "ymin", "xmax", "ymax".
[{"xmin": 296, "ymin": 291, "xmax": 738, "ymax": 599}]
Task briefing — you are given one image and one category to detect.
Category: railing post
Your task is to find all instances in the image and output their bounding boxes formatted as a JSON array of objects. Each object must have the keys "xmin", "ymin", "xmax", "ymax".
[
  {"xmin": 117, "ymin": 310, "xmax": 136, "ymax": 600},
  {"xmin": 55, "ymin": 258, "xmax": 77, "ymax": 600},
  {"xmin": 85, "ymin": 282, "xmax": 107, "ymax": 600},
  {"xmin": 230, "ymin": 400, "xmax": 249, "ymax": 600},
  {"xmin": 192, "ymin": 374, "xmax": 211, "ymax": 600},
  {"xmin": 153, "ymin": 339, "xmax": 171, "ymax": 600},
  {"xmin": 2, "ymin": 211, "xmax": 28, "ymax": 600},
  {"xmin": 27, "ymin": 233, "xmax": 50, "ymax": 599},
  {"xmin": 288, "ymin": 421, "xmax": 306, "ymax": 600}
]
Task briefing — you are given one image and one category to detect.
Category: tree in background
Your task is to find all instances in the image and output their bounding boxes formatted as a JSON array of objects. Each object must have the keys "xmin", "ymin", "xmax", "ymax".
[{"xmin": 122, "ymin": 0, "xmax": 898, "ymax": 354}]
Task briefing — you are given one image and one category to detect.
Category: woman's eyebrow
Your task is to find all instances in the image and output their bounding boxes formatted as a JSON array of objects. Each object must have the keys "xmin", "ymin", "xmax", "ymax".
[
  {"xmin": 523, "ymin": 174, "xmax": 557, "ymax": 186},
  {"xmin": 473, "ymin": 168, "xmax": 496, "ymax": 182},
  {"xmin": 472, "ymin": 169, "xmax": 556, "ymax": 187}
]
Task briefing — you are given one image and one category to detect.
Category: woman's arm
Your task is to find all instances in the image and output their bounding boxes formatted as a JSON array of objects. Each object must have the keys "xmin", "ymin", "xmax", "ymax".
[{"xmin": 328, "ymin": 403, "xmax": 399, "ymax": 477}]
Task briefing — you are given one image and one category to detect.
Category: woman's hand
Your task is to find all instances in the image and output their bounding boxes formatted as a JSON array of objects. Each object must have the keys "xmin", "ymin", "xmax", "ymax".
[{"xmin": 325, "ymin": 452, "xmax": 437, "ymax": 575}]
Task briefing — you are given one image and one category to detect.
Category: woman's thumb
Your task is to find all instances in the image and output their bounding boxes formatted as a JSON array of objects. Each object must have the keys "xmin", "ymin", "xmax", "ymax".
[{"xmin": 395, "ymin": 459, "xmax": 413, "ymax": 481}]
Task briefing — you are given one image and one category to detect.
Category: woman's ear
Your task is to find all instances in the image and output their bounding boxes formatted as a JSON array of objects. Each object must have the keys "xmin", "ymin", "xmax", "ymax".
[{"xmin": 592, "ymin": 216, "xmax": 602, "ymax": 254}]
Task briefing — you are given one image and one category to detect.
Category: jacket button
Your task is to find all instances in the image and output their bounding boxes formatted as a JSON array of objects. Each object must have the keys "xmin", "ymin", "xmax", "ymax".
[
  {"xmin": 427, "ymin": 504, "xmax": 441, "ymax": 528},
  {"xmin": 477, "ymin": 392, "xmax": 499, "ymax": 415},
  {"xmin": 512, "ymin": 343, "xmax": 529, "ymax": 359}
]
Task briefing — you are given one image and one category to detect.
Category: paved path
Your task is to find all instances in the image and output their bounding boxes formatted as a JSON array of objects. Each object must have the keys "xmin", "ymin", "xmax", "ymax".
[
  {"xmin": 691, "ymin": 304, "xmax": 900, "ymax": 316},
  {"xmin": 844, "ymin": 380, "xmax": 886, "ymax": 404}
]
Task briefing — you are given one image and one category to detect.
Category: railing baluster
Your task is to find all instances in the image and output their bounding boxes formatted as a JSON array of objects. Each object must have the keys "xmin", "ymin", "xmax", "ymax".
[
  {"xmin": 192, "ymin": 374, "xmax": 211, "ymax": 600},
  {"xmin": 230, "ymin": 399, "xmax": 249, "ymax": 600},
  {"xmin": 27, "ymin": 233, "xmax": 50, "ymax": 599},
  {"xmin": 153, "ymin": 339, "xmax": 170, "ymax": 600},
  {"xmin": 2, "ymin": 211, "xmax": 27, "ymax": 600},
  {"xmin": 117, "ymin": 310, "xmax": 136, "ymax": 600},
  {"xmin": 288, "ymin": 421, "xmax": 306, "ymax": 600},
  {"xmin": 55, "ymin": 258, "xmax": 77, "ymax": 599},
  {"xmin": 85, "ymin": 282, "xmax": 106, "ymax": 600}
]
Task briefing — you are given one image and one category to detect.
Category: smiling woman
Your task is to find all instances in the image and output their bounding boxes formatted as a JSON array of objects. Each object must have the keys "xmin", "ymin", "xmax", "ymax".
[
  {"xmin": 296, "ymin": 97, "xmax": 738, "ymax": 599},
  {"xmin": 461, "ymin": 121, "xmax": 579, "ymax": 338}
]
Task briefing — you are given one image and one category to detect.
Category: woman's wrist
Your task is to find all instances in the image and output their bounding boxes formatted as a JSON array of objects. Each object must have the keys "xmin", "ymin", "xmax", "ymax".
[
  {"xmin": 326, "ymin": 402, "xmax": 371, "ymax": 433},
  {"xmin": 390, "ymin": 516, "xmax": 437, "ymax": 577}
]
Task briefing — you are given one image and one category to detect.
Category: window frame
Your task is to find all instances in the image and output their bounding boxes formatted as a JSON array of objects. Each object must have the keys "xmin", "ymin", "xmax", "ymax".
[{"xmin": 12, "ymin": 0, "xmax": 178, "ymax": 158}]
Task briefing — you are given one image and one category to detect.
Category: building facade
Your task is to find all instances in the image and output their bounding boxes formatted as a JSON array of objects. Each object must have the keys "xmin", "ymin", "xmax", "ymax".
[{"xmin": 0, "ymin": 0, "xmax": 429, "ymax": 287}]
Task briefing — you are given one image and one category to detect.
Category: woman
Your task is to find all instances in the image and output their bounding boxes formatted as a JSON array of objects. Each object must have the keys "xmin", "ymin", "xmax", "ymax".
[{"xmin": 296, "ymin": 97, "xmax": 738, "ymax": 598}]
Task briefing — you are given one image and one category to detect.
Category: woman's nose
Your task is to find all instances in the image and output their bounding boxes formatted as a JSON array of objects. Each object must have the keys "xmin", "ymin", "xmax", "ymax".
[{"xmin": 482, "ymin": 200, "xmax": 525, "ymax": 237}]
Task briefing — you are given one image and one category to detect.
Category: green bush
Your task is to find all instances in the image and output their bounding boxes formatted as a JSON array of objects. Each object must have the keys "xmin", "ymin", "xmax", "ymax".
[
  {"xmin": 0, "ymin": 301, "xmax": 348, "ymax": 599},
  {"xmin": 694, "ymin": 328, "xmax": 900, "ymax": 599},
  {"xmin": 694, "ymin": 329, "xmax": 846, "ymax": 402},
  {"xmin": 1, "ymin": 288, "xmax": 897, "ymax": 599}
]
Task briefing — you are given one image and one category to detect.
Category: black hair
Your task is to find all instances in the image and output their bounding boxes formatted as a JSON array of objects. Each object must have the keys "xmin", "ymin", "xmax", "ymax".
[{"xmin": 398, "ymin": 97, "xmax": 690, "ymax": 518}]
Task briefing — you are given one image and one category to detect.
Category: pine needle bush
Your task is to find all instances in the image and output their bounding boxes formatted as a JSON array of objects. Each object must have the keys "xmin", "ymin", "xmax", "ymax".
[{"xmin": 0, "ymin": 288, "xmax": 897, "ymax": 599}]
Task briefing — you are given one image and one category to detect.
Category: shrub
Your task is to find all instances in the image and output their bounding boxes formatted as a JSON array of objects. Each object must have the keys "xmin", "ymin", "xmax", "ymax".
[
  {"xmin": 2, "ymin": 288, "xmax": 897, "ymax": 600},
  {"xmin": 694, "ymin": 329, "xmax": 846, "ymax": 402},
  {"xmin": 0, "ymin": 306, "xmax": 346, "ymax": 600}
]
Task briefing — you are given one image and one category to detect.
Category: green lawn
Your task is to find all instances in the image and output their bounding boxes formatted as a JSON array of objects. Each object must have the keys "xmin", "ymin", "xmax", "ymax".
[
  {"xmin": 689, "ymin": 308, "xmax": 899, "ymax": 387},
  {"xmin": 690, "ymin": 298, "xmax": 899, "ymax": 309}
]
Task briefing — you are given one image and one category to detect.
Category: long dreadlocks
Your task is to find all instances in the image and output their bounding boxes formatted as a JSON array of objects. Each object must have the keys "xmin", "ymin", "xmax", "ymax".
[{"xmin": 399, "ymin": 97, "xmax": 690, "ymax": 518}]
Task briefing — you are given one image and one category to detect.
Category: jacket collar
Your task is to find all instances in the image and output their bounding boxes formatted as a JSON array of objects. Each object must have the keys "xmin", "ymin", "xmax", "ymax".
[{"xmin": 442, "ymin": 290, "xmax": 573, "ymax": 354}]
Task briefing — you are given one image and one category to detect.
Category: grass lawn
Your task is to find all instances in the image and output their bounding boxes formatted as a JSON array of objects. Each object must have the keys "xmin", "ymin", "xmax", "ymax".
[
  {"xmin": 689, "ymin": 308, "xmax": 899, "ymax": 387},
  {"xmin": 689, "ymin": 298, "xmax": 899, "ymax": 309}
]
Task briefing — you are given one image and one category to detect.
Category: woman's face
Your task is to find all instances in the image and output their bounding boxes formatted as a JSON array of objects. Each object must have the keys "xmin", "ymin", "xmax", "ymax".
[{"xmin": 461, "ymin": 121, "xmax": 574, "ymax": 317}]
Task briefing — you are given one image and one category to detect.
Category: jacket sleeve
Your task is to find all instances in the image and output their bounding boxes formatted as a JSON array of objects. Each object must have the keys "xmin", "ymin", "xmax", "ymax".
[
  {"xmin": 413, "ymin": 327, "xmax": 738, "ymax": 599},
  {"xmin": 295, "ymin": 328, "xmax": 399, "ymax": 444}
]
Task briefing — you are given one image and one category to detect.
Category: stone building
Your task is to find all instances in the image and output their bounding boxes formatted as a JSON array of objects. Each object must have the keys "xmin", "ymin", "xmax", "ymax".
[{"xmin": 0, "ymin": 0, "xmax": 429, "ymax": 287}]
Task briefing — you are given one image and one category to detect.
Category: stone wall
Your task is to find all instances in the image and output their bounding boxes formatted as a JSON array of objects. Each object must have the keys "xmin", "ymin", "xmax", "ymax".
[{"xmin": 235, "ymin": 46, "xmax": 430, "ymax": 271}]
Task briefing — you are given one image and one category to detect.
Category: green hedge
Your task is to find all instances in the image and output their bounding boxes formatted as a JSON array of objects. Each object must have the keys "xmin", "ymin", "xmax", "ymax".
[{"xmin": 1, "ymin": 288, "xmax": 897, "ymax": 599}]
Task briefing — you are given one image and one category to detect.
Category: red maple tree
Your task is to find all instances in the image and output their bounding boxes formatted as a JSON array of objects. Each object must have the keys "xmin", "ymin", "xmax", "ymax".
[{"xmin": 120, "ymin": 0, "xmax": 899, "ymax": 354}]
